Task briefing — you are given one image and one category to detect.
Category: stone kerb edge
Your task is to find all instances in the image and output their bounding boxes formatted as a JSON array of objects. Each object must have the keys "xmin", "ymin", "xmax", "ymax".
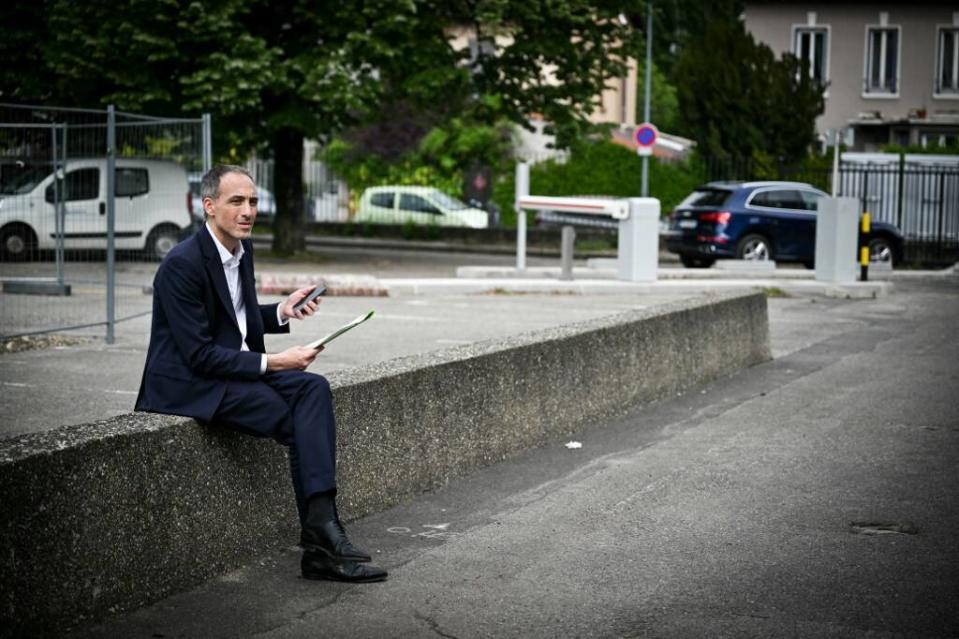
[{"xmin": 0, "ymin": 290, "xmax": 769, "ymax": 634}]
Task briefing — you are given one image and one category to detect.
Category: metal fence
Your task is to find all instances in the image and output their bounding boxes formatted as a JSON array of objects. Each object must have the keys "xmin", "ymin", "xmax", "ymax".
[
  {"xmin": 705, "ymin": 154, "xmax": 959, "ymax": 266},
  {"xmin": 0, "ymin": 104, "xmax": 209, "ymax": 341},
  {"xmin": 244, "ymin": 153, "xmax": 350, "ymax": 224}
]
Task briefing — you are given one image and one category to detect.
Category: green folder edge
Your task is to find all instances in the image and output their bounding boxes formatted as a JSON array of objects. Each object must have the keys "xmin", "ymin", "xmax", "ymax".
[{"xmin": 308, "ymin": 310, "xmax": 375, "ymax": 350}]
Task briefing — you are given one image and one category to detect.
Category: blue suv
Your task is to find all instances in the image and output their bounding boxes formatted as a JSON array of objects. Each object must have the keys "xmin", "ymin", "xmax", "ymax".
[{"xmin": 665, "ymin": 181, "xmax": 903, "ymax": 268}]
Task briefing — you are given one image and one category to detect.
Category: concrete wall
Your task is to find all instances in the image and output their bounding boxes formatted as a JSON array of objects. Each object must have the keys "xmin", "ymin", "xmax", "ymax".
[
  {"xmin": 744, "ymin": 3, "xmax": 959, "ymax": 148},
  {"xmin": 0, "ymin": 291, "xmax": 771, "ymax": 635}
]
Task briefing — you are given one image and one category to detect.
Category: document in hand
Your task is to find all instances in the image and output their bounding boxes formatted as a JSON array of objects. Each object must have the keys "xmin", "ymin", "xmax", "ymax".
[{"xmin": 307, "ymin": 310, "xmax": 375, "ymax": 350}]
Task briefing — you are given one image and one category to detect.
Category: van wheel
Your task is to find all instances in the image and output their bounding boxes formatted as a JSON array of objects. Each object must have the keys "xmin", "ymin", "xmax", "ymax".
[
  {"xmin": 736, "ymin": 233, "xmax": 772, "ymax": 261},
  {"xmin": 1, "ymin": 224, "xmax": 37, "ymax": 262},
  {"xmin": 145, "ymin": 225, "xmax": 180, "ymax": 261}
]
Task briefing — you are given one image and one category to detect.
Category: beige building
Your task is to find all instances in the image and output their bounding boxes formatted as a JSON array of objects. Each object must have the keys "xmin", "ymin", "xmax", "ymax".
[{"xmin": 744, "ymin": 2, "xmax": 959, "ymax": 151}]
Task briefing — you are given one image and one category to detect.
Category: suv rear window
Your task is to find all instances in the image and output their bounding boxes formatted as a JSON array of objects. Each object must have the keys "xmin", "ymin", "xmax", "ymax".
[{"xmin": 679, "ymin": 189, "xmax": 731, "ymax": 208}]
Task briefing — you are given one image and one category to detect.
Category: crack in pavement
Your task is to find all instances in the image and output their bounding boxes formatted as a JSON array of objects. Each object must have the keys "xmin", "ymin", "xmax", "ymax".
[{"xmin": 414, "ymin": 610, "xmax": 460, "ymax": 639}]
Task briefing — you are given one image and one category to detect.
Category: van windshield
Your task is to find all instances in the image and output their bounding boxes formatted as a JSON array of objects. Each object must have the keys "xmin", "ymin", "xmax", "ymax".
[
  {"xmin": 0, "ymin": 164, "xmax": 51, "ymax": 195},
  {"xmin": 430, "ymin": 191, "xmax": 469, "ymax": 210}
]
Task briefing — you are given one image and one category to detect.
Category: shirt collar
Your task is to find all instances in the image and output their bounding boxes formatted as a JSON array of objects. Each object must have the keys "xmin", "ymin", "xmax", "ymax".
[{"xmin": 205, "ymin": 222, "xmax": 244, "ymax": 266}]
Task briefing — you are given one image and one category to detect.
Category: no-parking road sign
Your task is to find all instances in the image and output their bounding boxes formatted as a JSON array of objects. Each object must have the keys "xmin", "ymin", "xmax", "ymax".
[{"xmin": 634, "ymin": 122, "xmax": 658, "ymax": 156}]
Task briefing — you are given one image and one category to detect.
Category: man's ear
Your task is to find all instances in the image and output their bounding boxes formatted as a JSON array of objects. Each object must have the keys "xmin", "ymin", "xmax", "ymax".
[{"xmin": 202, "ymin": 196, "xmax": 215, "ymax": 217}]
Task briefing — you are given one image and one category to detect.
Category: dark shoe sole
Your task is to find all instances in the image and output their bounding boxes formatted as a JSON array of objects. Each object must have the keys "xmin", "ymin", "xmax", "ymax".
[
  {"xmin": 302, "ymin": 570, "xmax": 388, "ymax": 583},
  {"xmin": 299, "ymin": 541, "xmax": 371, "ymax": 563}
]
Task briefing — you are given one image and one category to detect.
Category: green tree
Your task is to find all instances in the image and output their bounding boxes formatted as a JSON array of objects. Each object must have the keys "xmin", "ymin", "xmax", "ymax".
[
  {"xmin": 3, "ymin": 0, "xmax": 644, "ymax": 251},
  {"xmin": 672, "ymin": 19, "xmax": 823, "ymax": 164},
  {"xmin": 9, "ymin": 0, "xmax": 420, "ymax": 254},
  {"xmin": 635, "ymin": 60, "xmax": 680, "ymax": 133}
]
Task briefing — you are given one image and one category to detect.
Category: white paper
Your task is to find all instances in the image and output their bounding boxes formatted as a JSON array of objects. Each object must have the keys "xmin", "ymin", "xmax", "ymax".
[{"xmin": 307, "ymin": 310, "xmax": 374, "ymax": 350}]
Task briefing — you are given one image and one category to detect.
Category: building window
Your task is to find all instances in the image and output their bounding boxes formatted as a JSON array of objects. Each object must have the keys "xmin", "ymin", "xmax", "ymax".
[
  {"xmin": 794, "ymin": 27, "xmax": 828, "ymax": 87},
  {"xmin": 937, "ymin": 27, "xmax": 959, "ymax": 95},
  {"xmin": 864, "ymin": 26, "xmax": 900, "ymax": 95}
]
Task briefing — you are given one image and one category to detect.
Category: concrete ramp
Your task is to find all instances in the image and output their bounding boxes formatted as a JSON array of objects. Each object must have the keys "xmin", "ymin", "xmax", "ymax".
[{"xmin": 0, "ymin": 291, "xmax": 770, "ymax": 635}]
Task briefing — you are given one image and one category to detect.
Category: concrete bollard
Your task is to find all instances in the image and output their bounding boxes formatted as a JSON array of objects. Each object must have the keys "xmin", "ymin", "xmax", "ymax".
[
  {"xmin": 815, "ymin": 196, "xmax": 859, "ymax": 283},
  {"xmin": 618, "ymin": 198, "xmax": 660, "ymax": 282},
  {"xmin": 514, "ymin": 162, "xmax": 529, "ymax": 272},
  {"xmin": 560, "ymin": 225, "xmax": 576, "ymax": 281}
]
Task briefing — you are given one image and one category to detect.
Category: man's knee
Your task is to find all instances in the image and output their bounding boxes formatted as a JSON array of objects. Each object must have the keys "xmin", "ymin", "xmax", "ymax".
[{"xmin": 304, "ymin": 373, "xmax": 331, "ymax": 400}]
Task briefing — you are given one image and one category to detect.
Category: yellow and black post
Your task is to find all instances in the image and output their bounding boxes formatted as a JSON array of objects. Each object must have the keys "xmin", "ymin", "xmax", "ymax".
[{"xmin": 860, "ymin": 211, "xmax": 871, "ymax": 281}]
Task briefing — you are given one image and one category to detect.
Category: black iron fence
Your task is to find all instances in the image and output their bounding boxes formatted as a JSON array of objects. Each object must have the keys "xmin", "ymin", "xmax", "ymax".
[{"xmin": 705, "ymin": 155, "xmax": 959, "ymax": 266}]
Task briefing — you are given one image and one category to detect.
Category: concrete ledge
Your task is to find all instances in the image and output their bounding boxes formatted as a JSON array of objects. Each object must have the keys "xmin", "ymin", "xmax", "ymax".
[
  {"xmin": 0, "ymin": 291, "xmax": 771, "ymax": 635},
  {"xmin": 388, "ymin": 276, "xmax": 891, "ymax": 299}
]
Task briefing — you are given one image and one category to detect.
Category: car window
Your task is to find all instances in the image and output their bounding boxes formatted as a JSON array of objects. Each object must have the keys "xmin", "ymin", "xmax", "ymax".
[
  {"xmin": 1, "ymin": 163, "xmax": 50, "ymax": 195},
  {"xmin": 399, "ymin": 193, "xmax": 441, "ymax": 214},
  {"xmin": 430, "ymin": 191, "xmax": 469, "ymax": 210},
  {"xmin": 678, "ymin": 189, "xmax": 731, "ymax": 208},
  {"xmin": 799, "ymin": 190, "xmax": 822, "ymax": 211},
  {"xmin": 45, "ymin": 168, "xmax": 99, "ymax": 203},
  {"xmin": 750, "ymin": 189, "xmax": 805, "ymax": 210},
  {"xmin": 370, "ymin": 192, "xmax": 394, "ymax": 208},
  {"xmin": 116, "ymin": 168, "xmax": 149, "ymax": 197}
]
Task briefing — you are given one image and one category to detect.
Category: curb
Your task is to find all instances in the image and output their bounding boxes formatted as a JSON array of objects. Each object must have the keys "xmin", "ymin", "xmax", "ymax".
[{"xmin": 0, "ymin": 291, "xmax": 769, "ymax": 634}]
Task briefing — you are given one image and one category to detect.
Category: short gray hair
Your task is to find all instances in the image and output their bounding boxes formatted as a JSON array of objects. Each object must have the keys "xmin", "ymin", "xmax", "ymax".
[{"xmin": 200, "ymin": 164, "xmax": 254, "ymax": 202}]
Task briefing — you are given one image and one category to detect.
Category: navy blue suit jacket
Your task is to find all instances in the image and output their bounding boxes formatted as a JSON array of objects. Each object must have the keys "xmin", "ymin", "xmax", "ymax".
[{"xmin": 135, "ymin": 227, "xmax": 289, "ymax": 421}]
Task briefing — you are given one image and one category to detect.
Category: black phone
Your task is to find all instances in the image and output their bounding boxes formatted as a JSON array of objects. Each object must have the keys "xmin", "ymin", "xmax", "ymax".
[{"xmin": 293, "ymin": 285, "xmax": 326, "ymax": 312}]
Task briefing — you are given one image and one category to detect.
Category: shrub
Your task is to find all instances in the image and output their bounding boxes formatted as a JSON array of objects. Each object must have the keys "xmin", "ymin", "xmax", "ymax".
[{"xmin": 491, "ymin": 140, "xmax": 705, "ymax": 227}]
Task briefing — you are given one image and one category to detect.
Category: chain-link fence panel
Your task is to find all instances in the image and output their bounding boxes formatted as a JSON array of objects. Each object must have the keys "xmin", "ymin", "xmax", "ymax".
[{"xmin": 0, "ymin": 104, "xmax": 208, "ymax": 340}]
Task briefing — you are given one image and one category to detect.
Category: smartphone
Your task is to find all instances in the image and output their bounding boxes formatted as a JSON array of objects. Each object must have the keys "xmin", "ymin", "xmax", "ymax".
[{"xmin": 292, "ymin": 285, "xmax": 326, "ymax": 312}]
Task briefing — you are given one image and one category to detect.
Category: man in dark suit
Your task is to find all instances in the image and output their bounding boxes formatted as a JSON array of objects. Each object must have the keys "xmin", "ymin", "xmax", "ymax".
[{"xmin": 136, "ymin": 164, "xmax": 386, "ymax": 583}]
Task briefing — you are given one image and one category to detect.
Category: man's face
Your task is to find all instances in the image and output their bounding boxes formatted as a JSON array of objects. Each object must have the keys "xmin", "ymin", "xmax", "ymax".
[{"xmin": 203, "ymin": 171, "xmax": 258, "ymax": 251}]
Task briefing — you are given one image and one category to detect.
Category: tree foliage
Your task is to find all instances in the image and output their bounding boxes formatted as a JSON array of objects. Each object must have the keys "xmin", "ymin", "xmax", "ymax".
[
  {"xmin": 2, "ymin": 0, "xmax": 645, "ymax": 251},
  {"xmin": 673, "ymin": 19, "xmax": 824, "ymax": 164}
]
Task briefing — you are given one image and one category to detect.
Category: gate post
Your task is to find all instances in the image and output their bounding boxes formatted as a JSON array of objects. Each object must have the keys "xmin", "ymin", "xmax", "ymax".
[
  {"xmin": 815, "ymin": 196, "xmax": 859, "ymax": 283},
  {"xmin": 106, "ymin": 105, "xmax": 116, "ymax": 344},
  {"xmin": 202, "ymin": 113, "xmax": 212, "ymax": 173},
  {"xmin": 619, "ymin": 198, "xmax": 660, "ymax": 282}
]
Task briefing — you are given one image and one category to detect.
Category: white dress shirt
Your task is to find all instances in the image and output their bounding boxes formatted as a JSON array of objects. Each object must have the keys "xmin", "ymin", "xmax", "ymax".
[{"xmin": 206, "ymin": 224, "xmax": 286, "ymax": 374}]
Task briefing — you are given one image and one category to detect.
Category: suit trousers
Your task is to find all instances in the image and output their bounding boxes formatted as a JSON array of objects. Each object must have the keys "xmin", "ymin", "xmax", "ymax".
[{"xmin": 212, "ymin": 370, "xmax": 336, "ymax": 523}]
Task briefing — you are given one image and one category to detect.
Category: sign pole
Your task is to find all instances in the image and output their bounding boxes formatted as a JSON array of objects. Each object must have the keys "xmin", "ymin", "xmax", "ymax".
[{"xmin": 641, "ymin": 1, "xmax": 653, "ymax": 197}]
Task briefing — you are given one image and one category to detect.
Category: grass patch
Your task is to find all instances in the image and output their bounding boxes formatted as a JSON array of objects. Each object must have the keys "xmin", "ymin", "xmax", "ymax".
[
  {"xmin": 576, "ymin": 238, "xmax": 616, "ymax": 253},
  {"xmin": 759, "ymin": 286, "xmax": 791, "ymax": 298}
]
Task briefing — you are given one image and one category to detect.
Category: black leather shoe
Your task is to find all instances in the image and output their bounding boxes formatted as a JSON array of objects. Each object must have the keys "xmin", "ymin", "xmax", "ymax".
[
  {"xmin": 301, "ymin": 551, "xmax": 387, "ymax": 583},
  {"xmin": 300, "ymin": 519, "xmax": 372, "ymax": 563}
]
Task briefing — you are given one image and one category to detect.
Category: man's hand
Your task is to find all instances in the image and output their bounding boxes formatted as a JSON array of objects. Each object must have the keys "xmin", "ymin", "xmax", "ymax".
[
  {"xmin": 281, "ymin": 286, "xmax": 322, "ymax": 321},
  {"xmin": 266, "ymin": 345, "xmax": 324, "ymax": 372}
]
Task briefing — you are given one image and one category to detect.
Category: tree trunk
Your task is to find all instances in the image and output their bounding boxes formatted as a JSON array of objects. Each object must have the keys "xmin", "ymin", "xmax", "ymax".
[{"xmin": 271, "ymin": 127, "xmax": 306, "ymax": 255}]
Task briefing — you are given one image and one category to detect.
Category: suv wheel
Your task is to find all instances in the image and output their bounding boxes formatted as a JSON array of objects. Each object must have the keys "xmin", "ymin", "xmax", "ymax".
[
  {"xmin": 868, "ymin": 237, "xmax": 894, "ymax": 267},
  {"xmin": 737, "ymin": 233, "xmax": 772, "ymax": 261},
  {"xmin": 146, "ymin": 225, "xmax": 180, "ymax": 261},
  {"xmin": 680, "ymin": 254, "xmax": 715, "ymax": 268}
]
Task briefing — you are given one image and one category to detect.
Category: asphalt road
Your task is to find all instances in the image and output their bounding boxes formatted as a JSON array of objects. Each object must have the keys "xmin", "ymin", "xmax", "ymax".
[{"xmin": 68, "ymin": 277, "xmax": 959, "ymax": 638}]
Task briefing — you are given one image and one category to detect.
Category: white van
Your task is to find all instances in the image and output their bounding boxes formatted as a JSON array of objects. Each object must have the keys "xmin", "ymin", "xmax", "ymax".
[
  {"xmin": 354, "ymin": 186, "xmax": 488, "ymax": 229},
  {"xmin": 0, "ymin": 158, "xmax": 191, "ymax": 260}
]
